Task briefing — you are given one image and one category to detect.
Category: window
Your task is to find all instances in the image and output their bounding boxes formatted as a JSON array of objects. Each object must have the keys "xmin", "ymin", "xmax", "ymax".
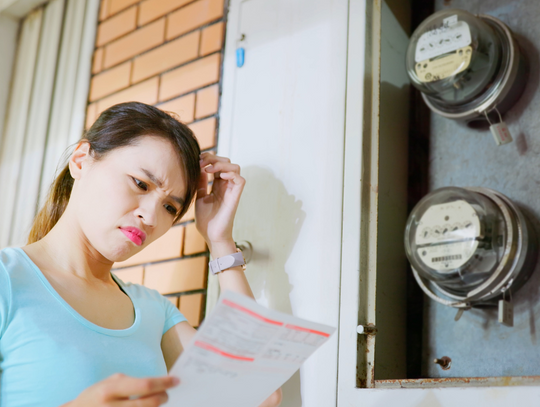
[{"xmin": 0, "ymin": 0, "xmax": 99, "ymax": 247}]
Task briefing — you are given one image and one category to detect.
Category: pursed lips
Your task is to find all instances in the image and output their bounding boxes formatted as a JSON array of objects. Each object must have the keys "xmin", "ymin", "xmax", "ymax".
[{"xmin": 119, "ymin": 227, "xmax": 146, "ymax": 246}]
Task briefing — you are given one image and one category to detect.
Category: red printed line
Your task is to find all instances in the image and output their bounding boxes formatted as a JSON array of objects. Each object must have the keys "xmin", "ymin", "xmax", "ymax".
[
  {"xmin": 285, "ymin": 324, "xmax": 330, "ymax": 337},
  {"xmin": 194, "ymin": 341, "xmax": 255, "ymax": 362},
  {"xmin": 223, "ymin": 299, "xmax": 283, "ymax": 326}
]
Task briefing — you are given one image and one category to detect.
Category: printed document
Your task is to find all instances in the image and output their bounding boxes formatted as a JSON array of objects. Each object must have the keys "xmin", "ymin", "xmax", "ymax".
[{"xmin": 165, "ymin": 291, "xmax": 336, "ymax": 406}]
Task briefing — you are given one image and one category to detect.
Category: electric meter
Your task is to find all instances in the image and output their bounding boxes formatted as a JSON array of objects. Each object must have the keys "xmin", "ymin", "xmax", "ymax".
[
  {"xmin": 406, "ymin": 9, "xmax": 528, "ymax": 125},
  {"xmin": 405, "ymin": 187, "xmax": 537, "ymax": 323}
]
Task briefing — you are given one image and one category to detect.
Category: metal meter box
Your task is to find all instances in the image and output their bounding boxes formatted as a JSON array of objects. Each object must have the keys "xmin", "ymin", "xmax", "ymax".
[
  {"xmin": 405, "ymin": 0, "xmax": 540, "ymax": 382},
  {"xmin": 412, "ymin": 0, "xmax": 540, "ymax": 381},
  {"xmin": 344, "ymin": 0, "xmax": 540, "ymax": 394}
]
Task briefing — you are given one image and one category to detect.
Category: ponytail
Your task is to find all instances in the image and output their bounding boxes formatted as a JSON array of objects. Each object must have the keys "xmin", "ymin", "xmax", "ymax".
[{"xmin": 27, "ymin": 164, "xmax": 74, "ymax": 244}]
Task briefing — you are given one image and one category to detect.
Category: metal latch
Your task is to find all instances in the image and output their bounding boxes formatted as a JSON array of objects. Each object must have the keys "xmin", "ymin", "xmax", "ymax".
[{"xmin": 356, "ymin": 325, "xmax": 377, "ymax": 335}]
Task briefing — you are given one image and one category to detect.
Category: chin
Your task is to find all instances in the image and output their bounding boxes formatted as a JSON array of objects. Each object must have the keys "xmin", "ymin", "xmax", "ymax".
[{"xmin": 97, "ymin": 241, "xmax": 138, "ymax": 263}]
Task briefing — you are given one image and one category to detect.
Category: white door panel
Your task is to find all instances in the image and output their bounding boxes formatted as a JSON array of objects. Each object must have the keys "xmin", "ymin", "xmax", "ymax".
[{"xmin": 217, "ymin": 0, "xmax": 349, "ymax": 405}]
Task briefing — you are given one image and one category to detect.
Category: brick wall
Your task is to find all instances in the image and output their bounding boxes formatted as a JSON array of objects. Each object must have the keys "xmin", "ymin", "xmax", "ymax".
[{"xmin": 86, "ymin": 0, "xmax": 228, "ymax": 327}]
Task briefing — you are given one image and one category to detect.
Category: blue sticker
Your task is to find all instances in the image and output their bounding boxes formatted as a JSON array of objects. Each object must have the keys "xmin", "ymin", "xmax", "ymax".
[{"xmin": 236, "ymin": 47, "xmax": 245, "ymax": 67}]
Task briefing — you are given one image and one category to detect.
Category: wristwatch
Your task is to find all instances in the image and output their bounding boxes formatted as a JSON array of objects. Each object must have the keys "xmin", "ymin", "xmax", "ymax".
[{"xmin": 208, "ymin": 249, "xmax": 246, "ymax": 275}]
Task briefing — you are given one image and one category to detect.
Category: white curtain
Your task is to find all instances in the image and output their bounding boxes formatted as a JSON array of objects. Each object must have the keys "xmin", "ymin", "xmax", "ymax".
[{"xmin": 0, "ymin": 0, "xmax": 100, "ymax": 247}]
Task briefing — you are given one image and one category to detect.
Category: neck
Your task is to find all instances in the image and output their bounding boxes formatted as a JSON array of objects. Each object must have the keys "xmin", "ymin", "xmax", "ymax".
[{"xmin": 27, "ymin": 205, "xmax": 114, "ymax": 283}]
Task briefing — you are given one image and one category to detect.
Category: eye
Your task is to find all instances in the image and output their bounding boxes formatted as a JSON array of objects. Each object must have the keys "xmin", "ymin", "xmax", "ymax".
[
  {"xmin": 132, "ymin": 177, "xmax": 148, "ymax": 191},
  {"xmin": 165, "ymin": 204, "xmax": 178, "ymax": 216}
]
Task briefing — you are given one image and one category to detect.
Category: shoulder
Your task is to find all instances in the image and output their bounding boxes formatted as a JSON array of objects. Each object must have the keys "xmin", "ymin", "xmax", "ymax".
[
  {"xmin": 0, "ymin": 247, "xmax": 26, "ymax": 273},
  {"xmin": 0, "ymin": 247, "xmax": 43, "ymax": 289},
  {"xmin": 0, "ymin": 247, "xmax": 31, "ymax": 287},
  {"xmin": 0, "ymin": 248, "xmax": 17, "ymax": 337}
]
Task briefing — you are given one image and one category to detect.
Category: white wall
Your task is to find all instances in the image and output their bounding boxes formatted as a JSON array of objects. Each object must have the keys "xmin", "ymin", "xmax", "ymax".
[{"xmin": 216, "ymin": 0, "xmax": 349, "ymax": 405}]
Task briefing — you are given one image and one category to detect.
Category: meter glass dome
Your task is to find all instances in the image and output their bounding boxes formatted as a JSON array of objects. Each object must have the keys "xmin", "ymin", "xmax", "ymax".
[
  {"xmin": 405, "ymin": 9, "xmax": 527, "ymax": 123},
  {"xmin": 405, "ymin": 187, "xmax": 506, "ymax": 296},
  {"xmin": 406, "ymin": 10, "xmax": 500, "ymax": 106}
]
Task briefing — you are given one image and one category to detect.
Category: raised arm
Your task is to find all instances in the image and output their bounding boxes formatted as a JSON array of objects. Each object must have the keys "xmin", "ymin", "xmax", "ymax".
[
  {"xmin": 196, "ymin": 153, "xmax": 254, "ymax": 298},
  {"xmin": 162, "ymin": 153, "xmax": 281, "ymax": 406}
]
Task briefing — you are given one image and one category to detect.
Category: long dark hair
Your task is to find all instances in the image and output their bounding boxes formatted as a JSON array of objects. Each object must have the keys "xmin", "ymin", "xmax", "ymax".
[{"xmin": 28, "ymin": 102, "xmax": 201, "ymax": 243}]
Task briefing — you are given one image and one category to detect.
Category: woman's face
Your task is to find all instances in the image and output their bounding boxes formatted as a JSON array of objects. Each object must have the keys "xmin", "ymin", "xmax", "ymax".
[{"xmin": 70, "ymin": 136, "xmax": 187, "ymax": 263}]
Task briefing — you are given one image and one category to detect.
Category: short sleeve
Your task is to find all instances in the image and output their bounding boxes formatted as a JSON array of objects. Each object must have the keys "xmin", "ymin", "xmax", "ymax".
[
  {"xmin": 161, "ymin": 295, "xmax": 187, "ymax": 335},
  {"xmin": 0, "ymin": 262, "xmax": 12, "ymax": 339}
]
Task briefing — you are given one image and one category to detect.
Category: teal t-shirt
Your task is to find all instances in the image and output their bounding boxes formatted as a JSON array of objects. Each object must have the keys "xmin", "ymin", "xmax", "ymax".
[{"xmin": 0, "ymin": 247, "xmax": 187, "ymax": 407}]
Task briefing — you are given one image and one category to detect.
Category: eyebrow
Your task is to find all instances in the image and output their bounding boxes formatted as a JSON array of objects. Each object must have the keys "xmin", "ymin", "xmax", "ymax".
[{"xmin": 140, "ymin": 168, "xmax": 185, "ymax": 207}]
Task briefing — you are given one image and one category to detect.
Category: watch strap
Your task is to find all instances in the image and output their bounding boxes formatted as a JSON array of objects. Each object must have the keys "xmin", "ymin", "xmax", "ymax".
[{"xmin": 209, "ymin": 250, "xmax": 246, "ymax": 274}]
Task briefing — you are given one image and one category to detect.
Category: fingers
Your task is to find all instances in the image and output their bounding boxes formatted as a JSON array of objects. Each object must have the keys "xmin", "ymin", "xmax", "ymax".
[
  {"xmin": 105, "ymin": 374, "xmax": 179, "ymax": 399},
  {"xmin": 121, "ymin": 391, "xmax": 169, "ymax": 407},
  {"xmin": 219, "ymin": 171, "xmax": 246, "ymax": 187},
  {"xmin": 204, "ymin": 161, "xmax": 241, "ymax": 177},
  {"xmin": 196, "ymin": 168, "xmax": 209, "ymax": 200},
  {"xmin": 200, "ymin": 152, "xmax": 231, "ymax": 167}
]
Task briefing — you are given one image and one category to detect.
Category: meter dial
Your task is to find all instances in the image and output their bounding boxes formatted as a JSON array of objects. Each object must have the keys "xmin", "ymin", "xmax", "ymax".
[
  {"xmin": 405, "ymin": 187, "xmax": 537, "ymax": 312},
  {"xmin": 405, "ymin": 187, "xmax": 506, "ymax": 296},
  {"xmin": 415, "ymin": 200, "xmax": 481, "ymax": 272},
  {"xmin": 406, "ymin": 9, "xmax": 528, "ymax": 124}
]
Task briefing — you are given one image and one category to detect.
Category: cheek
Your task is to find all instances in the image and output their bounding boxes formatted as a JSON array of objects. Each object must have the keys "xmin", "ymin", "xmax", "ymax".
[{"xmin": 78, "ymin": 172, "xmax": 134, "ymax": 228}]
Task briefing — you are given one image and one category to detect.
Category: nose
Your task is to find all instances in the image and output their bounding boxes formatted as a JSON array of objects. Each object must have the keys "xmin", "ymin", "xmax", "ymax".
[{"xmin": 134, "ymin": 197, "xmax": 158, "ymax": 228}]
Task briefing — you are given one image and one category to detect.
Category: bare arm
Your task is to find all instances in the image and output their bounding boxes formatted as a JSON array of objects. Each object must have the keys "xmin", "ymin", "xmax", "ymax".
[
  {"xmin": 159, "ymin": 153, "xmax": 282, "ymax": 406},
  {"xmin": 196, "ymin": 153, "xmax": 255, "ymax": 300}
]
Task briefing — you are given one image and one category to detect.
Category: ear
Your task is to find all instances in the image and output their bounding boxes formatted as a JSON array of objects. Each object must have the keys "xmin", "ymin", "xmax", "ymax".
[{"xmin": 68, "ymin": 141, "xmax": 92, "ymax": 180}]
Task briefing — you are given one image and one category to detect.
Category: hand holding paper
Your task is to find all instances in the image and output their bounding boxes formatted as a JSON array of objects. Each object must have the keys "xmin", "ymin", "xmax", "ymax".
[{"xmin": 165, "ymin": 291, "xmax": 336, "ymax": 407}]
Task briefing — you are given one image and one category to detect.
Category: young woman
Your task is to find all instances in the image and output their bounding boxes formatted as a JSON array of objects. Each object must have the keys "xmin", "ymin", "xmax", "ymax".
[{"xmin": 0, "ymin": 102, "xmax": 282, "ymax": 407}]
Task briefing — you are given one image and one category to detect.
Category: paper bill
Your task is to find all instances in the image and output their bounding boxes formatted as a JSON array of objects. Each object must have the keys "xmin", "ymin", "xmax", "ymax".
[{"xmin": 165, "ymin": 291, "xmax": 336, "ymax": 407}]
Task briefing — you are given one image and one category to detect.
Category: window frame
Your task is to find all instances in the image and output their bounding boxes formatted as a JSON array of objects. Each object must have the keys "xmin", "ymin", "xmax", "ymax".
[
  {"xmin": 0, "ymin": 1, "xmax": 50, "ymax": 144},
  {"xmin": 0, "ymin": 0, "xmax": 100, "ymax": 247}
]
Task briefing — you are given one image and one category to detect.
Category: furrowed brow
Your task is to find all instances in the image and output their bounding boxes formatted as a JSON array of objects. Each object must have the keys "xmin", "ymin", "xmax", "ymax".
[
  {"xmin": 141, "ymin": 168, "xmax": 163, "ymax": 188},
  {"xmin": 171, "ymin": 196, "xmax": 184, "ymax": 206},
  {"xmin": 140, "ymin": 168, "xmax": 184, "ymax": 207}
]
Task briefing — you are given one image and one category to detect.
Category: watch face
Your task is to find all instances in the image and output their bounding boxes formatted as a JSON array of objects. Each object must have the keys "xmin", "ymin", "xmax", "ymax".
[{"xmin": 405, "ymin": 187, "xmax": 506, "ymax": 296}]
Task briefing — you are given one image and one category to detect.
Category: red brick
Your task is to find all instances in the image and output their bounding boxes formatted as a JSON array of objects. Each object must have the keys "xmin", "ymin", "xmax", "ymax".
[
  {"xmin": 139, "ymin": 0, "xmax": 195, "ymax": 26},
  {"xmin": 179, "ymin": 293, "xmax": 204, "ymax": 326},
  {"xmin": 159, "ymin": 53, "xmax": 220, "ymax": 101},
  {"xmin": 90, "ymin": 61, "xmax": 132, "ymax": 101},
  {"xmin": 144, "ymin": 256, "xmax": 208, "ymax": 294},
  {"xmin": 92, "ymin": 47, "xmax": 104, "ymax": 74},
  {"xmin": 166, "ymin": 0, "xmax": 224, "ymax": 40},
  {"xmin": 109, "ymin": 0, "xmax": 140, "ymax": 16},
  {"xmin": 158, "ymin": 93, "xmax": 196, "ymax": 123},
  {"xmin": 167, "ymin": 296, "xmax": 179, "ymax": 307},
  {"xmin": 103, "ymin": 18, "xmax": 165, "ymax": 69},
  {"xmin": 199, "ymin": 21, "xmax": 223, "ymax": 56},
  {"xmin": 183, "ymin": 222, "xmax": 207, "ymax": 255},
  {"xmin": 195, "ymin": 84, "xmax": 219, "ymax": 119},
  {"xmin": 189, "ymin": 117, "xmax": 216, "ymax": 150},
  {"xmin": 114, "ymin": 225, "xmax": 184, "ymax": 268},
  {"xmin": 96, "ymin": 6, "xmax": 137, "ymax": 47},
  {"xmin": 112, "ymin": 266, "xmax": 144, "ymax": 285},
  {"xmin": 99, "ymin": 0, "xmax": 111, "ymax": 21},
  {"xmin": 132, "ymin": 31, "xmax": 200, "ymax": 83},
  {"xmin": 86, "ymin": 103, "xmax": 98, "ymax": 129},
  {"xmin": 96, "ymin": 77, "xmax": 159, "ymax": 114}
]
